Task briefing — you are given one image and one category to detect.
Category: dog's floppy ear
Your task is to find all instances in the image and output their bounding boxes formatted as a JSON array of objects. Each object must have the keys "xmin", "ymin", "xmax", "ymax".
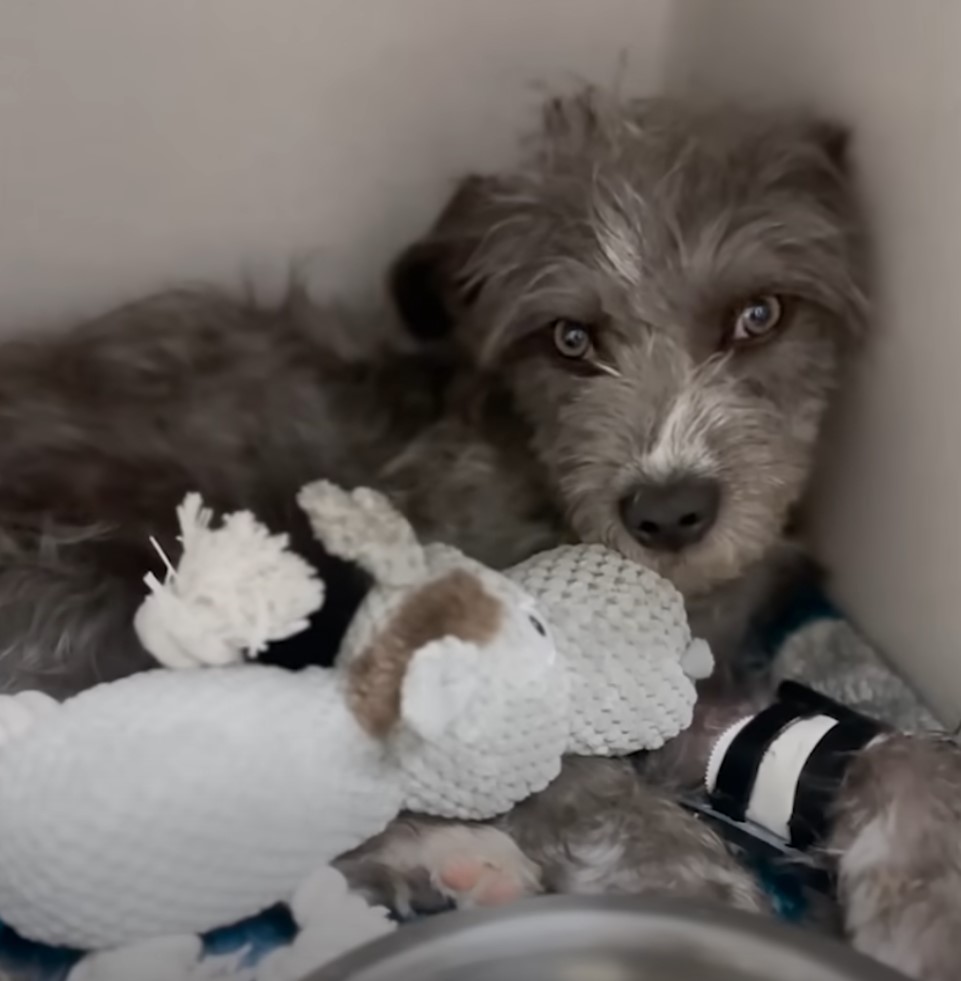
[
  {"xmin": 802, "ymin": 118, "xmax": 853, "ymax": 175},
  {"xmin": 815, "ymin": 121, "xmax": 851, "ymax": 172},
  {"xmin": 389, "ymin": 241, "xmax": 452, "ymax": 341},
  {"xmin": 388, "ymin": 176, "xmax": 499, "ymax": 341}
]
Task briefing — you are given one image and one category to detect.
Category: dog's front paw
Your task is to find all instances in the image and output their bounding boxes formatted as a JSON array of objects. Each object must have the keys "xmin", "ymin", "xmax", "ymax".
[
  {"xmin": 832, "ymin": 734, "xmax": 961, "ymax": 981},
  {"xmin": 428, "ymin": 829, "xmax": 542, "ymax": 909},
  {"xmin": 334, "ymin": 818, "xmax": 542, "ymax": 921}
]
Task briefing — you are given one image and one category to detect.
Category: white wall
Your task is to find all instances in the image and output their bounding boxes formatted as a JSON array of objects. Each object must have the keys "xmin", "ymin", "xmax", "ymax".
[
  {"xmin": 671, "ymin": 0, "xmax": 961, "ymax": 723},
  {"xmin": 0, "ymin": 0, "xmax": 671, "ymax": 329}
]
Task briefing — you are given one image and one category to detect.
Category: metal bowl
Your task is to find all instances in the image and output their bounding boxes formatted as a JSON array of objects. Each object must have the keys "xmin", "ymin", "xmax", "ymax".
[{"xmin": 307, "ymin": 897, "xmax": 908, "ymax": 981}]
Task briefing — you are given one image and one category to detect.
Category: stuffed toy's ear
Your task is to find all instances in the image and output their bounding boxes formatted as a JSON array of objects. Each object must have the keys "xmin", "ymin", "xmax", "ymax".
[
  {"xmin": 399, "ymin": 638, "xmax": 484, "ymax": 742},
  {"xmin": 297, "ymin": 481, "xmax": 425, "ymax": 587}
]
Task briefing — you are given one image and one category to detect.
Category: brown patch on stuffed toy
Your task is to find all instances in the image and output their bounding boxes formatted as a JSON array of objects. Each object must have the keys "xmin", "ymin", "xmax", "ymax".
[{"xmin": 347, "ymin": 569, "xmax": 503, "ymax": 737}]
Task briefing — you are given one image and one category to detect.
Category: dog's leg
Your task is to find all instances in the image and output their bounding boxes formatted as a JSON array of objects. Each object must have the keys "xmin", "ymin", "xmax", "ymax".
[
  {"xmin": 336, "ymin": 693, "xmax": 769, "ymax": 917},
  {"xmin": 337, "ymin": 755, "xmax": 766, "ymax": 917},
  {"xmin": 502, "ymin": 757, "xmax": 767, "ymax": 912},
  {"xmin": 334, "ymin": 817, "xmax": 543, "ymax": 918},
  {"xmin": 631, "ymin": 683, "xmax": 769, "ymax": 792},
  {"xmin": 829, "ymin": 733, "xmax": 961, "ymax": 981},
  {"xmin": 647, "ymin": 686, "xmax": 961, "ymax": 979}
]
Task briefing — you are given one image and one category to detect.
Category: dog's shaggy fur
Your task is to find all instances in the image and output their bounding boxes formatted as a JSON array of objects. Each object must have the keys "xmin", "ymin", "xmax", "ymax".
[{"xmin": 0, "ymin": 92, "xmax": 958, "ymax": 978}]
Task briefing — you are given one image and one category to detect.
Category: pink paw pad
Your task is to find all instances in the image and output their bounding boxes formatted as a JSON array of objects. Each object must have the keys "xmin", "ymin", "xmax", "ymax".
[{"xmin": 438, "ymin": 858, "xmax": 526, "ymax": 907}]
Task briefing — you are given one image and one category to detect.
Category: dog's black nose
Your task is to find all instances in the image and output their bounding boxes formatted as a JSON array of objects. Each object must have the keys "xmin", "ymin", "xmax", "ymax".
[{"xmin": 619, "ymin": 477, "xmax": 721, "ymax": 552}]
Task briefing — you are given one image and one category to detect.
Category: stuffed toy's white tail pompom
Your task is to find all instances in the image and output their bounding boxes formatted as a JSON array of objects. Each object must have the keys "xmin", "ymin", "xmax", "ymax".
[{"xmin": 134, "ymin": 494, "xmax": 325, "ymax": 669}]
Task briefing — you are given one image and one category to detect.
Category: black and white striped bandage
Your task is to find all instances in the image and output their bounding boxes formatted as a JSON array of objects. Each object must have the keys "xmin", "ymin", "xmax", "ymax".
[{"xmin": 705, "ymin": 682, "xmax": 887, "ymax": 850}]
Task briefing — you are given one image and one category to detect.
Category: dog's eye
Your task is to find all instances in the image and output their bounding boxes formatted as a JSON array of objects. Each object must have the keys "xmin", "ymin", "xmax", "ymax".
[
  {"xmin": 730, "ymin": 295, "xmax": 784, "ymax": 345},
  {"xmin": 528, "ymin": 614, "xmax": 547, "ymax": 637},
  {"xmin": 552, "ymin": 319, "xmax": 594, "ymax": 359}
]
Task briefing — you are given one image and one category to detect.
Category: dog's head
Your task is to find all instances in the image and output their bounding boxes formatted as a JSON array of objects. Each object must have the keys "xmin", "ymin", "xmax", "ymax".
[{"xmin": 390, "ymin": 92, "xmax": 869, "ymax": 597}]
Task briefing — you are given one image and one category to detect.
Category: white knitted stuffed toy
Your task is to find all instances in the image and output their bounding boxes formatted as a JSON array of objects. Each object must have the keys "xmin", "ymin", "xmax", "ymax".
[{"xmin": 0, "ymin": 481, "xmax": 711, "ymax": 981}]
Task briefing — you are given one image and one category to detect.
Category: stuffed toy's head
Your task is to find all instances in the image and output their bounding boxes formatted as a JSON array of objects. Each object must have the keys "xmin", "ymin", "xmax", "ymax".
[
  {"xmin": 295, "ymin": 482, "xmax": 712, "ymax": 816},
  {"xmin": 296, "ymin": 482, "xmax": 571, "ymax": 817}
]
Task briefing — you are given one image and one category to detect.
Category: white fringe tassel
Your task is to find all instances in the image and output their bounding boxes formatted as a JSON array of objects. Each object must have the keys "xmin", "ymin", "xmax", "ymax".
[{"xmin": 133, "ymin": 494, "xmax": 325, "ymax": 669}]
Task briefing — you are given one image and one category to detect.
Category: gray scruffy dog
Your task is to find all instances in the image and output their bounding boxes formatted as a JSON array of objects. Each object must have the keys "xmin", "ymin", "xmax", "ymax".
[{"xmin": 0, "ymin": 91, "xmax": 957, "ymax": 980}]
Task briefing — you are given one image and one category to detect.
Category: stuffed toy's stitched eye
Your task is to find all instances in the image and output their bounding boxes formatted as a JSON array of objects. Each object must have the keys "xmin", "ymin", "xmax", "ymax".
[
  {"xmin": 528, "ymin": 614, "xmax": 547, "ymax": 637},
  {"xmin": 730, "ymin": 295, "xmax": 784, "ymax": 345},
  {"xmin": 552, "ymin": 319, "xmax": 594, "ymax": 359}
]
